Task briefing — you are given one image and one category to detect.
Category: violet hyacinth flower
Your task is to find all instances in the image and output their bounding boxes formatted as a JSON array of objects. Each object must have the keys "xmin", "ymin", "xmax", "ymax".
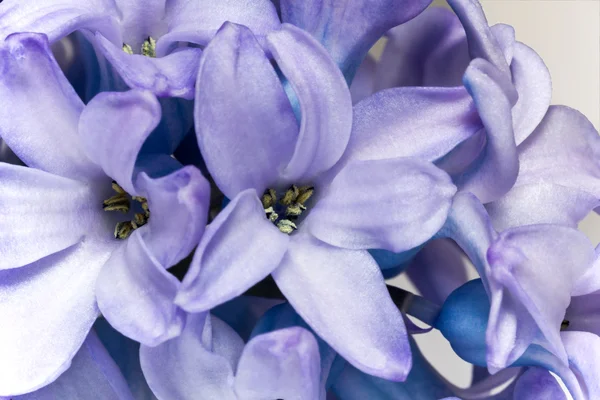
[
  {"xmin": 140, "ymin": 313, "xmax": 323, "ymax": 400},
  {"xmin": 174, "ymin": 22, "xmax": 456, "ymax": 381},
  {"xmin": 0, "ymin": 33, "xmax": 209, "ymax": 396},
  {"xmin": 0, "ymin": 0, "xmax": 281, "ymax": 98}
]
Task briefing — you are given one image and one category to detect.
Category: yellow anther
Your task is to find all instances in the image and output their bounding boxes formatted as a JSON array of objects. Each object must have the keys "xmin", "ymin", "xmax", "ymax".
[
  {"xmin": 561, "ymin": 320, "xmax": 570, "ymax": 331},
  {"xmin": 285, "ymin": 203, "xmax": 305, "ymax": 217},
  {"xmin": 261, "ymin": 189, "xmax": 277, "ymax": 209},
  {"xmin": 296, "ymin": 186, "xmax": 314, "ymax": 205},
  {"xmin": 281, "ymin": 185, "xmax": 299, "ymax": 206},
  {"xmin": 114, "ymin": 221, "xmax": 134, "ymax": 239},
  {"xmin": 277, "ymin": 219, "xmax": 297, "ymax": 234},
  {"xmin": 103, "ymin": 194, "xmax": 130, "ymax": 213},
  {"xmin": 141, "ymin": 37, "xmax": 156, "ymax": 58},
  {"xmin": 122, "ymin": 43, "xmax": 134, "ymax": 55}
]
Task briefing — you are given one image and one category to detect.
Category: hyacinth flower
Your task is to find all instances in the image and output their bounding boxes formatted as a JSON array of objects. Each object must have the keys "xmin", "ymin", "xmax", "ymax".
[
  {"xmin": 0, "ymin": 33, "xmax": 210, "ymax": 396},
  {"xmin": 173, "ymin": 22, "xmax": 457, "ymax": 381},
  {"xmin": 140, "ymin": 312, "xmax": 323, "ymax": 400},
  {"xmin": 437, "ymin": 279, "xmax": 600, "ymax": 400},
  {"xmin": 0, "ymin": 0, "xmax": 281, "ymax": 98},
  {"xmin": 4, "ymin": 330, "xmax": 136, "ymax": 400}
]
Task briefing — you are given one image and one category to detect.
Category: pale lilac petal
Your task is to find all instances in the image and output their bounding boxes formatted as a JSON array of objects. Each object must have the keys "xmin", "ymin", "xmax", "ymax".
[
  {"xmin": 79, "ymin": 89, "xmax": 162, "ymax": 194},
  {"xmin": 512, "ymin": 367, "xmax": 567, "ymax": 400},
  {"xmin": 157, "ymin": 0, "xmax": 280, "ymax": 55},
  {"xmin": 176, "ymin": 190, "xmax": 289, "ymax": 313},
  {"xmin": 267, "ymin": 24, "xmax": 353, "ymax": 182},
  {"xmin": 487, "ymin": 106, "xmax": 600, "ymax": 229},
  {"xmin": 490, "ymin": 24, "xmax": 515, "ymax": 65},
  {"xmin": 114, "ymin": 0, "xmax": 166, "ymax": 48},
  {"xmin": 140, "ymin": 313, "xmax": 239, "ymax": 400},
  {"xmin": 486, "ymin": 225, "xmax": 595, "ymax": 371},
  {"xmin": 377, "ymin": 7, "xmax": 467, "ymax": 89},
  {"xmin": 0, "ymin": 241, "xmax": 115, "ymax": 396},
  {"xmin": 454, "ymin": 58, "xmax": 518, "ymax": 203},
  {"xmin": 447, "ymin": 0, "xmax": 510, "ymax": 75},
  {"xmin": 510, "ymin": 42, "xmax": 552, "ymax": 144},
  {"xmin": 280, "ymin": 0, "xmax": 432, "ymax": 79},
  {"xmin": 272, "ymin": 232, "xmax": 411, "ymax": 381},
  {"xmin": 561, "ymin": 331, "xmax": 600, "ymax": 399},
  {"xmin": 309, "ymin": 157, "xmax": 455, "ymax": 252},
  {"xmin": 96, "ymin": 233, "xmax": 186, "ymax": 347},
  {"xmin": 194, "ymin": 23, "xmax": 298, "ymax": 199},
  {"xmin": 0, "ymin": 0, "xmax": 120, "ymax": 44},
  {"xmin": 234, "ymin": 327, "xmax": 321, "ymax": 400},
  {"xmin": 14, "ymin": 331, "xmax": 134, "ymax": 400},
  {"xmin": 349, "ymin": 54, "xmax": 376, "ymax": 104},
  {"xmin": 406, "ymin": 239, "xmax": 468, "ymax": 306},
  {"xmin": 96, "ymin": 33, "xmax": 202, "ymax": 99},
  {"xmin": 0, "ymin": 164, "xmax": 104, "ymax": 270},
  {"xmin": 344, "ymin": 86, "xmax": 480, "ymax": 163},
  {"xmin": 0, "ymin": 33, "xmax": 103, "ymax": 181}
]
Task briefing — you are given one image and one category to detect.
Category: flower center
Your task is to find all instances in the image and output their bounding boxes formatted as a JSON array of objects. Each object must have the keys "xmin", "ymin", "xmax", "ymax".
[
  {"xmin": 103, "ymin": 181, "xmax": 150, "ymax": 239},
  {"xmin": 122, "ymin": 37, "xmax": 157, "ymax": 57},
  {"xmin": 261, "ymin": 185, "xmax": 314, "ymax": 234},
  {"xmin": 561, "ymin": 320, "xmax": 570, "ymax": 331}
]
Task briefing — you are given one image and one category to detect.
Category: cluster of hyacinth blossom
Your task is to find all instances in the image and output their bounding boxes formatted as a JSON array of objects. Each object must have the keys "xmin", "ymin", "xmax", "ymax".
[{"xmin": 0, "ymin": 0, "xmax": 598, "ymax": 399}]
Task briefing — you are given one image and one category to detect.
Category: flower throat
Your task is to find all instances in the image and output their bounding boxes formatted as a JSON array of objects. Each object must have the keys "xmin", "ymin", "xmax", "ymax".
[
  {"xmin": 261, "ymin": 185, "xmax": 314, "ymax": 234},
  {"xmin": 103, "ymin": 181, "xmax": 150, "ymax": 239}
]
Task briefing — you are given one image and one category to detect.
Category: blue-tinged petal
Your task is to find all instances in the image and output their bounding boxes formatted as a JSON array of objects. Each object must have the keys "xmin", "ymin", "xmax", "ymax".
[
  {"xmin": 486, "ymin": 225, "xmax": 595, "ymax": 371},
  {"xmin": 79, "ymin": 89, "xmax": 161, "ymax": 195},
  {"xmin": 487, "ymin": 106, "xmax": 600, "ymax": 230},
  {"xmin": 194, "ymin": 23, "xmax": 298, "ymax": 199},
  {"xmin": 157, "ymin": 0, "xmax": 281, "ymax": 55},
  {"xmin": 280, "ymin": 0, "xmax": 432, "ymax": 80},
  {"xmin": 377, "ymin": 7, "xmax": 468, "ymax": 89},
  {"xmin": 0, "ymin": 240, "xmax": 116, "ymax": 396},
  {"xmin": 454, "ymin": 58, "xmax": 518, "ymax": 203},
  {"xmin": 140, "ymin": 313, "xmax": 239, "ymax": 400},
  {"xmin": 331, "ymin": 338, "xmax": 454, "ymax": 400},
  {"xmin": 0, "ymin": 0, "xmax": 120, "ymax": 44},
  {"xmin": 0, "ymin": 164, "xmax": 107, "ymax": 270},
  {"xmin": 447, "ymin": 0, "xmax": 510, "ymax": 76},
  {"xmin": 176, "ymin": 190, "xmax": 289, "ymax": 313},
  {"xmin": 14, "ymin": 331, "xmax": 134, "ymax": 400},
  {"xmin": 343, "ymin": 86, "xmax": 479, "ymax": 164},
  {"xmin": 272, "ymin": 231, "xmax": 412, "ymax": 381},
  {"xmin": 406, "ymin": 239, "xmax": 468, "ymax": 306},
  {"xmin": 0, "ymin": 33, "xmax": 103, "ymax": 181},
  {"xmin": 437, "ymin": 192, "xmax": 497, "ymax": 293},
  {"xmin": 267, "ymin": 24, "xmax": 353, "ymax": 182},
  {"xmin": 510, "ymin": 42, "xmax": 552, "ymax": 144},
  {"xmin": 513, "ymin": 368, "xmax": 567, "ymax": 400},
  {"xmin": 94, "ymin": 318, "xmax": 158, "ymax": 400},
  {"xmin": 234, "ymin": 327, "xmax": 321, "ymax": 400},
  {"xmin": 309, "ymin": 157, "xmax": 455, "ymax": 252},
  {"xmin": 96, "ymin": 33, "xmax": 202, "ymax": 99},
  {"xmin": 213, "ymin": 296, "xmax": 284, "ymax": 342}
]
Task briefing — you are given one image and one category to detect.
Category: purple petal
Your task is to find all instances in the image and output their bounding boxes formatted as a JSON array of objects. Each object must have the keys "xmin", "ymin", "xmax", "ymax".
[
  {"xmin": 14, "ymin": 331, "xmax": 134, "ymax": 400},
  {"xmin": 0, "ymin": 241, "xmax": 115, "ymax": 396},
  {"xmin": 267, "ymin": 24, "xmax": 353, "ymax": 183},
  {"xmin": 79, "ymin": 89, "xmax": 161, "ymax": 194},
  {"xmin": 562, "ymin": 331, "xmax": 600, "ymax": 399},
  {"xmin": 0, "ymin": 164, "xmax": 107, "ymax": 270},
  {"xmin": 510, "ymin": 42, "xmax": 552, "ymax": 144},
  {"xmin": 234, "ymin": 327, "xmax": 321, "ymax": 400},
  {"xmin": 157, "ymin": 0, "xmax": 280, "ymax": 55},
  {"xmin": 194, "ymin": 23, "xmax": 298, "ymax": 199},
  {"xmin": 455, "ymin": 58, "xmax": 518, "ymax": 203},
  {"xmin": 513, "ymin": 367, "xmax": 567, "ymax": 400},
  {"xmin": 272, "ymin": 232, "xmax": 412, "ymax": 381},
  {"xmin": 280, "ymin": 0, "xmax": 432, "ymax": 79},
  {"xmin": 566, "ymin": 293, "xmax": 600, "ymax": 337},
  {"xmin": 377, "ymin": 7, "xmax": 468, "ymax": 89},
  {"xmin": 486, "ymin": 225, "xmax": 595, "ymax": 371},
  {"xmin": 96, "ymin": 233, "xmax": 186, "ymax": 347},
  {"xmin": 447, "ymin": 0, "xmax": 510, "ymax": 76},
  {"xmin": 96, "ymin": 33, "xmax": 201, "ymax": 99},
  {"xmin": 486, "ymin": 106, "xmax": 600, "ymax": 230},
  {"xmin": 114, "ymin": 0, "xmax": 166, "ymax": 48},
  {"xmin": 140, "ymin": 313, "xmax": 240, "ymax": 400},
  {"xmin": 0, "ymin": 0, "xmax": 120, "ymax": 44},
  {"xmin": 176, "ymin": 190, "xmax": 289, "ymax": 313},
  {"xmin": 406, "ymin": 239, "xmax": 468, "ymax": 306},
  {"xmin": 309, "ymin": 157, "xmax": 456, "ymax": 252},
  {"xmin": 0, "ymin": 33, "xmax": 103, "ymax": 181},
  {"xmin": 349, "ymin": 54, "xmax": 376, "ymax": 104},
  {"xmin": 345, "ymin": 85, "xmax": 481, "ymax": 165}
]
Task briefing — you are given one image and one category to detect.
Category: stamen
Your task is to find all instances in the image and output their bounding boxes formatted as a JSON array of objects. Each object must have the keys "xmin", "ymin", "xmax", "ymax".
[
  {"xmin": 561, "ymin": 320, "xmax": 570, "ymax": 331},
  {"xmin": 262, "ymin": 185, "xmax": 315, "ymax": 234},
  {"xmin": 122, "ymin": 43, "xmax": 134, "ymax": 55},
  {"xmin": 261, "ymin": 189, "xmax": 277, "ymax": 209},
  {"xmin": 296, "ymin": 186, "xmax": 314, "ymax": 205},
  {"xmin": 114, "ymin": 221, "xmax": 134, "ymax": 239},
  {"xmin": 281, "ymin": 185, "xmax": 299, "ymax": 206},
  {"xmin": 103, "ymin": 182, "xmax": 151, "ymax": 240},
  {"xmin": 277, "ymin": 219, "xmax": 297, "ymax": 234},
  {"xmin": 141, "ymin": 37, "xmax": 157, "ymax": 58}
]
